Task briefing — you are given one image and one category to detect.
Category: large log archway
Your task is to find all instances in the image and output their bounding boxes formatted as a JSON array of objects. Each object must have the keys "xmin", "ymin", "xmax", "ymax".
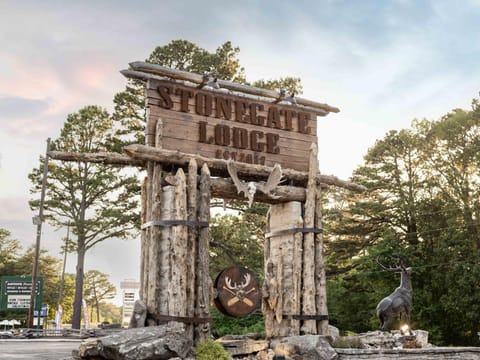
[{"xmin": 48, "ymin": 63, "xmax": 365, "ymax": 345}]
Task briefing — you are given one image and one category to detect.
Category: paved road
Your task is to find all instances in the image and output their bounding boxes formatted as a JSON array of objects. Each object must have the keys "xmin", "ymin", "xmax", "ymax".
[{"xmin": 0, "ymin": 339, "xmax": 81, "ymax": 359}]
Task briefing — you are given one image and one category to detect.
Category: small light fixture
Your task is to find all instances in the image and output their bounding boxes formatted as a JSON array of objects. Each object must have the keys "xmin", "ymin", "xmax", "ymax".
[
  {"xmin": 206, "ymin": 77, "xmax": 220, "ymax": 89},
  {"xmin": 400, "ymin": 324, "xmax": 410, "ymax": 335}
]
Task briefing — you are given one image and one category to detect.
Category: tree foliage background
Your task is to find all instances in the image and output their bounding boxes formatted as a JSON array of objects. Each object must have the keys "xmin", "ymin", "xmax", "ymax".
[
  {"xmin": 325, "ymin": 100, "xmax": 480, "ymax": 345},
  {"xmin": 29, "ymin": 105, "xmax": 139, "ymax": 328},
  {"xmin": 0, "ymin": 228, "xmax": 75, "ymax": 323}
]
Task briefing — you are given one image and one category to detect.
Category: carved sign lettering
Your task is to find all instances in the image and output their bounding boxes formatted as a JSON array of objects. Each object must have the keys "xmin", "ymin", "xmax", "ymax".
[{"xmin": 146, "ymin": 79, "xmax": 318, "ymax": 172}]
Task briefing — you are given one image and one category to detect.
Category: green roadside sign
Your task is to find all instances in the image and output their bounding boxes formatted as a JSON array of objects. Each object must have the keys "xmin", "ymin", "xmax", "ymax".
[{"xmin": 0, "ymin": 275, "xmax": 43, "ymax": 312}]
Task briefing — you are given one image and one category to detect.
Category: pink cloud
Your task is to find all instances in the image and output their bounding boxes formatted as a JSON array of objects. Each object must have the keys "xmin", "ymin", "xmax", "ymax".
[{"xmin": 0, "ymin": 54, "xmax": 124, "ymax": 139}]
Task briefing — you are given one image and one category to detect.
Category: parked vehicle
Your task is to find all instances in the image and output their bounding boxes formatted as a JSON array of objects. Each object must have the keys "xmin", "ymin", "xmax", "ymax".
[
  {"xmin": 0, "ymin": 330, "xmax": 14, "ymax": 339},
  {"xmin": 18, "ymin": 328, "xmax": 43, "ymax": 338}
]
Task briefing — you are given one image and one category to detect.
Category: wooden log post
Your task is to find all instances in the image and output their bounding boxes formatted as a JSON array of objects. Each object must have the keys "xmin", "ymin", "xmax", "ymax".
[
  {"xmin": 159, "ymin": 186, "xmax": 175, "ymax": 319},
  {"xmin": 142, "ymin": 107, "xmax": 157, "ymax": 311},
  {"xmin": 139, "ymin": 177, "xmax": 148, "ymax": 302},
  {"xmin": 292, "ymin": 216, "xmax": 304, "ymax": 335},
  {"xmin": 195, "ymin": 164, "xmax": 211, "ymax": 343},
  {"xmin": 170, "ymin": 169, "xmax": 188, "ymax": 323},
  {"xmin": 263, "ymin": 202, "xmax": 303, "ymax": 338},
  {"xmin": 185, "ymin": 159, "xmax": 198, "ymax": 340},
  {"xmin": 315, "ymin": 172, "xmax": 329, "ymax": 335},
  {"xmin": 301, "ymin": 143, "xmax": 319, "ymax": 334},
  {"xmin": 263, "ymin": 211, "xmax": 274, "ymax": 336},
  {"xmin": 146, "ymin": 120, "xmax": 164, "ymax": 323}
]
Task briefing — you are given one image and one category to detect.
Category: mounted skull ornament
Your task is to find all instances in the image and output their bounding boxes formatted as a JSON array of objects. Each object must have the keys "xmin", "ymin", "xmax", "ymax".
[
  {"xmin": 376, "ymin": 257, "xmax": 413, "ymax": 333},
  {"xmin": 227, "ymin": 160, "xmax": 284, "ymax": 207}
]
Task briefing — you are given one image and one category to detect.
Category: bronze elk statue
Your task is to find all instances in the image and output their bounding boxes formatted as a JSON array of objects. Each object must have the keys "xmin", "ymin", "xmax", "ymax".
[{"xmin": 375, "ymin": 257, "xmax": 412, "ymax": 332}]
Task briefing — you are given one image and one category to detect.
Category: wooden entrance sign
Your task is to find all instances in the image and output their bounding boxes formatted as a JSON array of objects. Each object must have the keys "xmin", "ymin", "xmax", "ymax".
[
  {"xmin": 46, "ymin": 62, "xmax": 367, "ymax": 347},
  {"xmin": 123, "ymin": 62, "xmax": 339, "ymax": 173},
  {"xmin": 146, "ymin": 79, "xmax": 316, "ymax": 172}
]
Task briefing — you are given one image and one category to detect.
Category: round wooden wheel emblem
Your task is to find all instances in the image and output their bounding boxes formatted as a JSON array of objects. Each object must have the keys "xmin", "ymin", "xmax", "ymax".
[{"xmin": 214, "ymin": 266, "xmax": 260, "ymax": 317}]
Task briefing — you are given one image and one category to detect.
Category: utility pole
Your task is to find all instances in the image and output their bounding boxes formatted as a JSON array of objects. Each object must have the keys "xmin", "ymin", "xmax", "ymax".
[
  {"xmin": 58, "ymin": 222, "xmax": 70, "ymax": 306},
  {"xmin": 28, "ymin": 138, "xmax": 50, "ymax": 328}
]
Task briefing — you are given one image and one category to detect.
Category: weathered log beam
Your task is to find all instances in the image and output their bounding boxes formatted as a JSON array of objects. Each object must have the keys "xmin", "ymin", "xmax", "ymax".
[
  {"xmin": 48, "ymin": 148, "xmax": 367, "ymax": 193},
  {"xmin": 48, "ymin": 150, "xmax": 144, "ymax": 167},
  {"xmin": 122, "ymin": 62, "xmax": 340, "ymax": 114},
  {"xmin": 124, "ymin": 144, "xmax": 366, "ymax": 192},
  {"xmin": 122, "ymin": 70, "xmax": 329, "ymax": 117},
  {"xmin": 211, "ymin": 178, "xmax": 306, "ymax": 204}
]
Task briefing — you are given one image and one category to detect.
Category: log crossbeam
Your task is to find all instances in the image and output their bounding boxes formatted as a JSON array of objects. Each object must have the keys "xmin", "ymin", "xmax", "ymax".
[{"xmin": 48, "ymin": 148, "xmax": 366, "ymax": 197}]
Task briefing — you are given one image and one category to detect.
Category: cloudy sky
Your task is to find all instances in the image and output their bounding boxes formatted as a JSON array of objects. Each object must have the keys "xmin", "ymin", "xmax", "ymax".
[{"xmin": 1, "ymin": 0, "xmax": 479, "ymax": 304}]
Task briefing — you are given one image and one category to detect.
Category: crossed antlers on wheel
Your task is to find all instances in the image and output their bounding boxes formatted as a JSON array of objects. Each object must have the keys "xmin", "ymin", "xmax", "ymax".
[{"xmin": 223, "ymin": 273, "xmax": 255, "ymax": 307}]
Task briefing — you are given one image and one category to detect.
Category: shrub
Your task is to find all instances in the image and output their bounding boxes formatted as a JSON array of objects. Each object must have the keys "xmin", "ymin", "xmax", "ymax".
[
  {"xmin": 211, "ymin": 306, "xmax": 265, "ymax": 338},
  {"xmin": 195, "ymin": 339, "xmax": 231, "ymax": 360}
]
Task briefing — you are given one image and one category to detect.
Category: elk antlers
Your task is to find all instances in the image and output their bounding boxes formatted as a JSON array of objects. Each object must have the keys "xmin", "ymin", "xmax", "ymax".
[
  {"xmin": 225, "ymin": 273, "xmax": 251, "ymax": 291},
  {"xmin": 375, "ymin": 256, "xmax": 406, "ymax": 272}
]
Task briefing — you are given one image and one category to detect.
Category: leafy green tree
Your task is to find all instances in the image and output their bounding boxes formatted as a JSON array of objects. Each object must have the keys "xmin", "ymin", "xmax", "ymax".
[
  {"xmin": 98, "ymin": 302, "xmax": 122, "ymax": 324},
  {"xmin": 326, "ymin": 99, "xmax": 480, "ymax": 345},
  {"xmin": 83, "ymin": 270, "xmax": 116, "ymax": 325},
  {"xmin": 413, "ymin": 102, "xmax": 480, "ymax": 345},
  {"xmin": 11, "ymin": 246, "xmax": 62, "ymax": 317},
  {"xmin": 112, "ymin": 39, "xmax": 303, "ymax": 149},
  {"xmin": 147, "ymin": 40, "xmax": 246, "ymax": 82},
  {"xmin": 0, "ymin": 232, "xmax": 75, "ymax": 324},
  {"xmin": 112, "ymin": 40, "xmax": 247, "ymax": 150},
  {"xmin": 0, "ymin": 228, "xmax": 21, "ymax": 276},
  {"xmin": 251, "ymin": 77, "xmax": 303, "ymax": 95},
  {"xmin": 57, "ymin": 273, "xmax": 76, "ymax": 324},
  {"xmin": 209, "ymin": 208, "xmax": 266, "ymax": 279},
  {"xmin": 29, "ymin": 105, "xmax": 139, "ymax": 329}
]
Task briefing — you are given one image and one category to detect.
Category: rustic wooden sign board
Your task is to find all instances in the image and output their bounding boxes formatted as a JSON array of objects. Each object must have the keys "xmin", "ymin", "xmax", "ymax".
[{"xmin": 146, "ymin": 79, "xmax": 318, "ymax": 172}]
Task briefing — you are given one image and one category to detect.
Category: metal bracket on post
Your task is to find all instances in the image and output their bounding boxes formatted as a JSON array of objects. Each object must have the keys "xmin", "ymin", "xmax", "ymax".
[
  {"xmin": 265, "ymin": 227, "xmax": 323, "ymax": 239},
  {"xmin": 141, "ymin": 220, "xmax": 209, "ymax": 230}
]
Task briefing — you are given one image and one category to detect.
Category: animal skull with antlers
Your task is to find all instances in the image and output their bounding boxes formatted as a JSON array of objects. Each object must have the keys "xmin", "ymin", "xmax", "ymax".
[{"xmin": 227, "ymin": 160, "xmax": 284, "ymax": 207}]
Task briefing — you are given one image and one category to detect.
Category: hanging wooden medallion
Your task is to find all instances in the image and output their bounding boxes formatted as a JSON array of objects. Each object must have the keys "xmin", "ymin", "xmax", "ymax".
[{"xmin": 214, "ymin": 266, "xmax": 260, "ymax": 317}]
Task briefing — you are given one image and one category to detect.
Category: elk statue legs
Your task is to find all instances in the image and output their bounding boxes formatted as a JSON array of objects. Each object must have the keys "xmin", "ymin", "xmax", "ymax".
[{"xmin": 376, "ymin": 296, "xmax": 411, "ymax": 332}]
